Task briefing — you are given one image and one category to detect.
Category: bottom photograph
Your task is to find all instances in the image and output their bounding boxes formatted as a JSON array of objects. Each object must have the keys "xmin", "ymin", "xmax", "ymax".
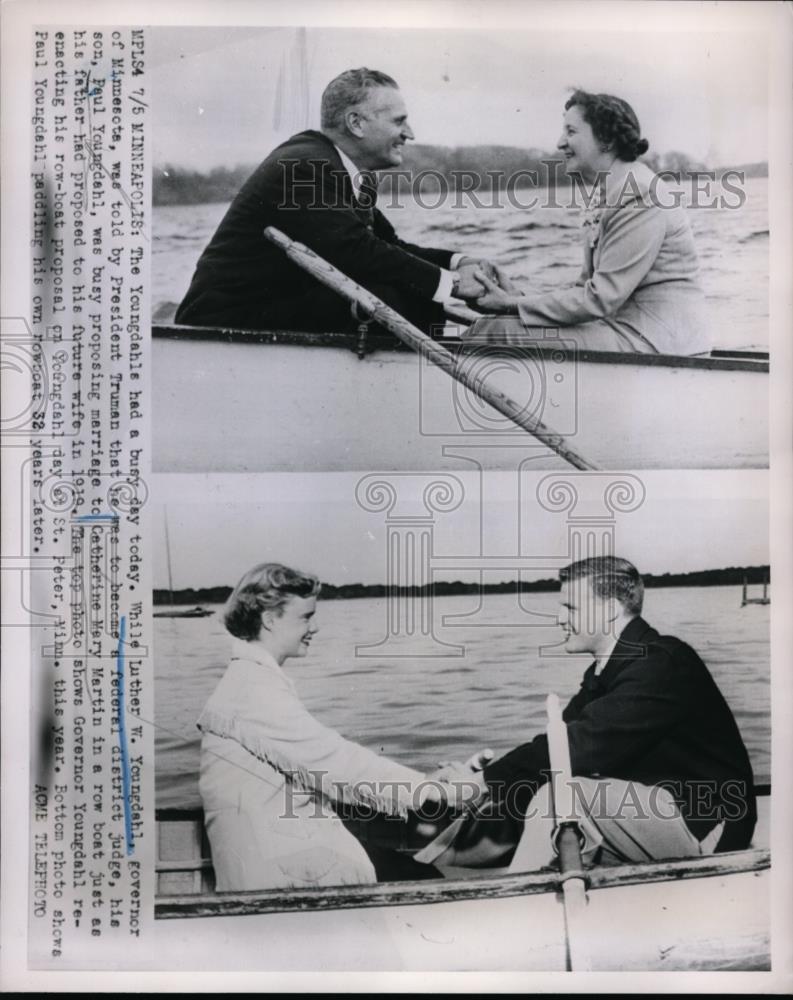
[{"xmin": 150, "ymin": 471, "xmax": 770, "ymax": 972}]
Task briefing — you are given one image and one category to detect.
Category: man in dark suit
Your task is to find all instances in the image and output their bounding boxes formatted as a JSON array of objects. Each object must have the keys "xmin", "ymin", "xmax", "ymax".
[
  {"xmin": 428, "ymin": 556, "xmax": 756, "ymax": 869},
  {"xmin": 175, "ymin": 67, "xmax": 491, "ymax": 334}
]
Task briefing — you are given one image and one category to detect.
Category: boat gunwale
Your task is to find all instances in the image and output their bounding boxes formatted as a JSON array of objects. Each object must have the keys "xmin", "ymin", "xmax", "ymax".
[
  {"xmin": 152, "ymin": 324, "xmax": 769, "ymax": 374},
  {"xmin": 155, "ymin": 846, "xmax": 770, "ymax": 920}
]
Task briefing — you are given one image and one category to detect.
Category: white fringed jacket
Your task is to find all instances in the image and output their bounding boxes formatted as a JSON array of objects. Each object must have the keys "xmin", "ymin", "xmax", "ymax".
[{"xmin": 197, "ymin": 642, "xmax": 425, "ymax": 891}]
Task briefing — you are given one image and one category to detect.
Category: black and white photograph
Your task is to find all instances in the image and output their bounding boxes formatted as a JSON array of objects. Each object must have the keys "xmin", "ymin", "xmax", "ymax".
[
  {"xmin": 149, "ymin": 470, "xmax": 772, "ymax": 972},
  {"xmin": 1, "ymin": 0, "xmax": 791, "ymax": 993},
  {"xmin": 149, "ymin": 21, "xmax": 770, "ymax": 473}
]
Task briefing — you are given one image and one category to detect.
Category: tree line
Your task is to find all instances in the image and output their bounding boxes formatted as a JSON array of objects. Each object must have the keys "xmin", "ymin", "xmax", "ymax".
[
  {"xmin": 154, "ymin": 565, "xmax": 770, "ymax": 606},
  {"xmin": 153, "ymin": 146, "xmax": 767, "ymax": 206}
]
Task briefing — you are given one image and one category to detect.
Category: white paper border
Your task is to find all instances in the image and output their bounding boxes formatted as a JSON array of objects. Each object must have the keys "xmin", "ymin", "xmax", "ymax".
[{"xmin": 2, "ymin": 0, "xmax": 791, "ymax": 992}]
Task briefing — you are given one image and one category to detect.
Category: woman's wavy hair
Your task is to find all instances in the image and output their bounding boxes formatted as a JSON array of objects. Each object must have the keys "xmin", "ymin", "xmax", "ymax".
[
  {"xmin": 223, "ymin": 563, "xmax": 321, "ymax": 642},
  {"xmin": 565, "ymin": 89, "xmax": 649, "ymax": 162}
]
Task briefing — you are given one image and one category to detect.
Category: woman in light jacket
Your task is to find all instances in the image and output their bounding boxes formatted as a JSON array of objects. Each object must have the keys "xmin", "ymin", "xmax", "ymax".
[
  {"xmin": 198, "ymin": 562, "xmax": 446, "ymax": 892},
  {"xmin": 467, "ymin": 90, "xmax": 711, "ymax": 356}
]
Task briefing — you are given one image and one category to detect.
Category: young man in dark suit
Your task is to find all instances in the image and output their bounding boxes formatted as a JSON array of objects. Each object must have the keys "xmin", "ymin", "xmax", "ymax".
[
  {"xmin": 428, "ymin": 556, "xmax": 756, "ymax": 870},
  {"xmin": 175, "ymin": 67, "xmax": 492, "ymax": 334}
]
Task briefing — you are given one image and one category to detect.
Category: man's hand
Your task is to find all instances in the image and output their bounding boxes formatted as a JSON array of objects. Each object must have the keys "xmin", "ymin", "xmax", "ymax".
[
  {"xmin": 456, "ymin": 256, "xmax": 499, "ymax": 277},
  {"xmin": 425, "ymin": 748, "xmax": 493, "ymax": 808},
  {"xmin": 455, "ymin": 257, "xmax": 500, "ymax": 296},
  {"xmin": 438, "ymin": 748, "xmax": 494, "ymax": 775},
  {"xmin": 453, "ymin": 262, "xmax": 487, "ymax": 301}
]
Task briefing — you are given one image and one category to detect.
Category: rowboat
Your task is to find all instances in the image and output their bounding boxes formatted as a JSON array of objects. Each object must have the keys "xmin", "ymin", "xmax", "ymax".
[
  {"xmin": 154, "ymin": 788, "xmax": 770, "ymax": 971},
  {"xmin": 152, "ymin": 323, "xmax": 769, "ymax": 472}
]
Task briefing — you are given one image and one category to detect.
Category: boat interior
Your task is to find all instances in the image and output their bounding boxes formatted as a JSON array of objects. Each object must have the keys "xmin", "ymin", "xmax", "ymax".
[{"xmin": 155, "ymin": 786, "xmax": 770, "ymax": 917}]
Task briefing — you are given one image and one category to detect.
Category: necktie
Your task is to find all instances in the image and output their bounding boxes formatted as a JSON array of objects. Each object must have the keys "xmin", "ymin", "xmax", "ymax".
[{"xmin": 356, "ymin": 171, "xmax": 378, "ymax": 229}]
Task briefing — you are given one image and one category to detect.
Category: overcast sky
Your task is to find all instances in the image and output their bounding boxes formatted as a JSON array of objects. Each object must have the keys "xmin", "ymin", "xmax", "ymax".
[
  {"xmin": 150, "ymin": 22, "xmax": 768, "ymax": 171},
  {"xmin": 152, "ymin": 471, "xmax": 769, "ymax": 590}
]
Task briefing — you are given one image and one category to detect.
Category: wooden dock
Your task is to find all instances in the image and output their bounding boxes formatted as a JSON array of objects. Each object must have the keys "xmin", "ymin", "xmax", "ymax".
[{"xmin": 741, "ymin": 575, "xmax": 770, "ymax": 606}]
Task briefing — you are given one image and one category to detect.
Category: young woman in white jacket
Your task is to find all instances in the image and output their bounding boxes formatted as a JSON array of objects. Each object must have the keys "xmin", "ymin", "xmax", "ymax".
[{"xmin": 198, "ymin": 562, "xmax": 467, "ymax": 891}]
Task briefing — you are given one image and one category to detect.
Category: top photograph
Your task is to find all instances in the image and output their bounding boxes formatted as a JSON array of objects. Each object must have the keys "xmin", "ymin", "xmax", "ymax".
[{"xmin": 150, "ymin": 25, "xmax": 770, "ymax": 473}]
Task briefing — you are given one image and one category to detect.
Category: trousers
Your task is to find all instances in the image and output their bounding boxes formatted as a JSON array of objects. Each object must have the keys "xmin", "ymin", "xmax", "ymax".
[{"xmin": 508, "ymin": 776, "xmax": 722, "ymax": 872}]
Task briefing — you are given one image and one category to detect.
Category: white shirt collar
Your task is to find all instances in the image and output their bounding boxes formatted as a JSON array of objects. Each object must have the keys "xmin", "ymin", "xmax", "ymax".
[
  {"xmin": 333, "ymin": 143, "xmax": 365, "ymax": 201},
  {"xmin": 593, "ymin": 615, "xmax": 639, "ymax": 674},
  {"xmin": 593, "ymin": 634, "xmax": 619, "ymax": 675}
]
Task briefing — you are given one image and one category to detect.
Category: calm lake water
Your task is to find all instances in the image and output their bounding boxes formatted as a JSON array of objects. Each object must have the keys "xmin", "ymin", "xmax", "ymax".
[
  {"xmin": 155, "ymin": 585, "xmax": 770, "ymax": 810},
  {"xmin": 152, "ymin": 176, "xmax": 769, "ymax": 351}
]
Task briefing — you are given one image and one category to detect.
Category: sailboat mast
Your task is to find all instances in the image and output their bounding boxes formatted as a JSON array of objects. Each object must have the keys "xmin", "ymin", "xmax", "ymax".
[{"xmin": 164, "ymin": 509, "xmax": 175, "ymax": 605}]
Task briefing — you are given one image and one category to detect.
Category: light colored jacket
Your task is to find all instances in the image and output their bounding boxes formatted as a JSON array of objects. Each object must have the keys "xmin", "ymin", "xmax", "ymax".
[
  {"xmin": 198, "ymin": 642, "xmax": 425, "ymax": 891},
  {"xmin": 516, "ymin": 162, "xmax": 711, "ymax": 355}
]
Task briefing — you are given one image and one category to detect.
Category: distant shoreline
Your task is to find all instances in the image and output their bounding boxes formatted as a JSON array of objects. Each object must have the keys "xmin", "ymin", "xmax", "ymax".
[
  {"xmin": 153, "ymin": 149, "xmax": 768, "ymax": 207},
  {"xmin": 154, "ymin": 565, "xmax": 770, "ymax": 606}
]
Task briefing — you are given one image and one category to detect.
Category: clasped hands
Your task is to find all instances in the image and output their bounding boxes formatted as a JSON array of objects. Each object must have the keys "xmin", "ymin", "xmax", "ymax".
[
  {"xmin": 454, "ymin": 257, "xmax": 523, "ymax": 314},
  {"xmin": 418, "ymin": 747, "xmax": 493, "ymax": 810}
]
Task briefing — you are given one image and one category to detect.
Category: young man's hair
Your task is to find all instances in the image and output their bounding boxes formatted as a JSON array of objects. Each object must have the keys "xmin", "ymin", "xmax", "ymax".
[{"xmin": 559, "ymin": 555, "xmax": 644, "ymax": 615}]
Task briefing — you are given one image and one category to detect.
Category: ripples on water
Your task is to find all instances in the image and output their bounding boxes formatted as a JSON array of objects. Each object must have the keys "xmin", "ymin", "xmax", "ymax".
[
  {"xmin": 155, "ymin": 587, "xmax": 770, "ymax": 809},
  {"xmin": 152, "ymin": 178, "xmax": 768, "ymax": 350}
]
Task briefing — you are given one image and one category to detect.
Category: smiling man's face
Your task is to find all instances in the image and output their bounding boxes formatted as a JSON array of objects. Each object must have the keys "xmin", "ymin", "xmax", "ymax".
[
  {"xmin": 353, "ymin": 86, "xmax": 415, "ymax": 169},
  {"xmin": 558, "ymin": 577, "xmax": 616, "ymax": 658}
]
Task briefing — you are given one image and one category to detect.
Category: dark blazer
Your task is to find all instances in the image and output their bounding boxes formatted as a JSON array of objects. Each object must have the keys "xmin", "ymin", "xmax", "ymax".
[
  {"xmin": 175, "ymin": 130, "xmax": 455, "ymax": 329},
  {"xmin": 483, "ymin": 616, "xmax": 757, "ymax": 852}
]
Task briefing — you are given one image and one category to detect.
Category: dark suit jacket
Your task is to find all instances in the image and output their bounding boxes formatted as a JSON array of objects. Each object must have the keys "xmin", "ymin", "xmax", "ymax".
[
  {"xmin": 483, "ymin": 616, "xmax": 757, "ymax": 852},
  {"xmin": 175, "ymin": 130, "xmax": 455, "ymax": 329}
]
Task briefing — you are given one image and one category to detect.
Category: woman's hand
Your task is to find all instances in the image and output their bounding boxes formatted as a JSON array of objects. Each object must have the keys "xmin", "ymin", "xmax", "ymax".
[
  {"xmin": 474, "ymin": 271, "xmax": 523, "ymax": 314},
  {"xmin": 495, "ymin": 265, "xmax": 525, "ymax": 295},
  {"xmin": 423, "ymin": 748, "xmax": 493, "ymax": 809}
]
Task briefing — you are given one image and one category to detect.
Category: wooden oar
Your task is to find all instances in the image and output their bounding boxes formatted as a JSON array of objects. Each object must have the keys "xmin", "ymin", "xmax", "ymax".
[
  {"xmin": 546, "ymin": 693, "xmax": 591, "ymax": 972},
  {"xmin": 264, "ymin": 226, "xmax": 598, "ymax": 470}
]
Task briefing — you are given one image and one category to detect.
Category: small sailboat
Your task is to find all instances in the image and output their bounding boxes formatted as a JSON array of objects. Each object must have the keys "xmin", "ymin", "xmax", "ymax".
[{"xmin": 153, "ymin": 508, "xmax": 214, "ymax": 619}]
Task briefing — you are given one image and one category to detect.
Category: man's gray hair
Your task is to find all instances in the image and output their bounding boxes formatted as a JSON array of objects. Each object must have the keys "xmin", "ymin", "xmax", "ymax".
[
  {"xmin": 559, "ymin": 556, "xmax": 644, "ymax": 616},
  {"xmin": 321, "ymin": 67, "xmax": 399, "ymax": 131}
]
